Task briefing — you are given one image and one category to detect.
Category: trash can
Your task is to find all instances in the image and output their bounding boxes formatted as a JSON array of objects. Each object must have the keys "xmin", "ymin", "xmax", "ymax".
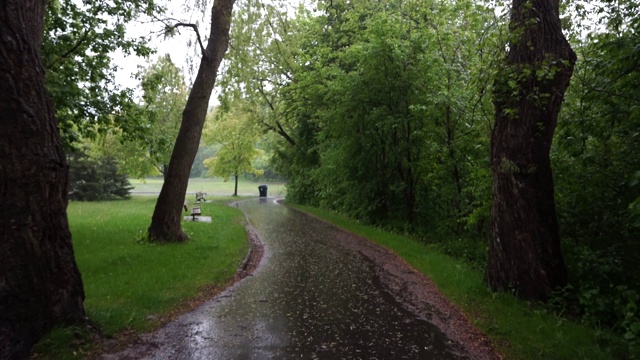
[{"xmin": 258, "ymin": 184, "xmax": 268, "ymax": 197}]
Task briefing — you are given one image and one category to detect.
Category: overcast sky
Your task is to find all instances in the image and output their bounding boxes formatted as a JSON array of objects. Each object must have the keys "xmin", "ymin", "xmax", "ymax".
[{"xmin": 112, "ymin": 1, "xmax": 211, "ymax": 96}]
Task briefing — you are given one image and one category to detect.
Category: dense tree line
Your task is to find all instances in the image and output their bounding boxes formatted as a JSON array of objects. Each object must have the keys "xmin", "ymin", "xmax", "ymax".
[
  {"xmin": 221, "ymin": 0, "xmax": 639, "ymax": 355},
  {"xmin": 552, "ymin": 0, "xmax": 640, "ymax": 352}
]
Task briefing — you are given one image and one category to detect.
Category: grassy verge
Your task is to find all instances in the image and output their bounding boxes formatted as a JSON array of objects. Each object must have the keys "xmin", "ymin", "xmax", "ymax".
[
  {"xmin": 289, "ymin": 203, "xmax": 610, "ymax": 360},
  {"xmin": 32, "ymin": 196, "xmax": 249, "ymax": 359}
]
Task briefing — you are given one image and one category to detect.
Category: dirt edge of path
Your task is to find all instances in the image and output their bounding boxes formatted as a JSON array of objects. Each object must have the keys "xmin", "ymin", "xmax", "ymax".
[
  {"xmin": 285, "ymin": 202, "xmax": 502, "ymax": 360},
  {"xmin": 86, "ymin": 221, "xmax": 265, "ymax": 359}
]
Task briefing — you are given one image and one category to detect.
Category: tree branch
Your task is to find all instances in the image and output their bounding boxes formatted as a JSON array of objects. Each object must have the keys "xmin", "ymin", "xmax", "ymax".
[
  {"xmin": 275, "ymin": 120, "xmax": 296, "ymax": 146},
  {"xmin": 153, "ymin": 16, "xmax": 206, "ymax": 56},
  {"xmin": 171, "ymin": 23, "xmax": 206, "ymax": 55},
  {"xmin": 46, "ymin": 29, "xmax": 90, "ymax": 70}
]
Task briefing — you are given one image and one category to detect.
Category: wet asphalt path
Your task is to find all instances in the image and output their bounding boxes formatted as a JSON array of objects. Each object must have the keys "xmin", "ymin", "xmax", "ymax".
[{"xmin": 116, "ymin": 198, "xmax": 464, "ymax": 359}]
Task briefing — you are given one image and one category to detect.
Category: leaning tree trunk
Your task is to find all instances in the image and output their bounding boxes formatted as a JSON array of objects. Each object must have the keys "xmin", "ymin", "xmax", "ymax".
[
  {"xmin": 148, "ymin": 0, "xmax": 236, "ymax": 242},
  {"xmin": 487, "ymin": 0, "xmax": 576, "ymax": 300},
  {"xmin": 0, "ymin": 1, "xmax": 86, "ymax": 358}
]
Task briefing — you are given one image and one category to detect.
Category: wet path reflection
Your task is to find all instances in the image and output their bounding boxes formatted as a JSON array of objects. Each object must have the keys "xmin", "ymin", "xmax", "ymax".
[{"xmin": 141, "ymin": 198, "xmax": 464, "ymax": 359}]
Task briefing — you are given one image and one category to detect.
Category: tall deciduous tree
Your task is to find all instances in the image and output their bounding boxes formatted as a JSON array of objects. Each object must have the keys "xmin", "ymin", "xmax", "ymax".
[
  {"xmin": 148, "ymin": 0, "xmax": 235, "ymax": 242},
  {"xmin": 487, "ymin": 0, "xmax": 576, "ymax": 300},
  {"xmin": 0, "ymin": 1, "xmax": 85, "ymax": 358}
]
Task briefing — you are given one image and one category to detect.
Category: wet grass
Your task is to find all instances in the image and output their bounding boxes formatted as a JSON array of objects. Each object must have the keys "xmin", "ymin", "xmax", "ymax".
[
  {"xmin": 32, "ymin": 196, "xmax": 249, "ymax": 359},
  {"xmin": 130, "ymin": 177, "xmax": 287, "ymax": 196},
  {"xmin": 289, "ymin": 203, "xmax": 610, "ymax": 360}
]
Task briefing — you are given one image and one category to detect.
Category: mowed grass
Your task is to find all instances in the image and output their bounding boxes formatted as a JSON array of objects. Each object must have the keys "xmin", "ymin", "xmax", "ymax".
[
  {"xmin": 33, "ymin": 196, "xmax": 248, "ymax": 358},
  {"xmin": 33, "ymin": 196, "xmax": 250, "ymax": 359},
  {"xmin": 68, "ymin": 196, "xmax": 248, "ymax": 335},
  {"xmin": 130, "ymin": 177, "xmax": 287, "ymax": 197},
  {"xmin": 289, "ymin": 203, "xmax": 610, "ymax": 360}
]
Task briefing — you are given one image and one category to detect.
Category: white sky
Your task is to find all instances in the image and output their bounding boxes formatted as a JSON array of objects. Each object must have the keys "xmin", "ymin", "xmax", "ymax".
[
  {"xmin": 112, "ymin": 1, "xmax": 212, "ymax": 98},
  {"xmin": 112, "ymin": 0, "xmax": 306, "ymax": 105}
]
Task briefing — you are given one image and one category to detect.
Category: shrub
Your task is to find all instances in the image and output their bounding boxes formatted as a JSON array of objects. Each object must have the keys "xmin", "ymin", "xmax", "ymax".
[{"xmin": 68, "ymin": 148, "xmax": 132, "ymax": 201}]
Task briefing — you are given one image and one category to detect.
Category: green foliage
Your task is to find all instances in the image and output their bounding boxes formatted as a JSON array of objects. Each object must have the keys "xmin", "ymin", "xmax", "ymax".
[
  {"xmin": 67, "ymin": 147, "xmax": 132, "ymax": 201},
  {"xmin": 271, "ymin": 115, "xmax": 322, "ymax": 205},
  {"xmin": 99, "ymin": 54, "xmax": 189, "ymax": 179},
  {"xmin": 262, "ymin": 0, "xmax": 498, "ymax": 235},
  {"xmin": 44, "ymin": 0, "xmax": 163, "ymax": 147},
  {"xmin": 220, "ymin": 0, "xmax": 503, "ymax": 240},
  {"xmin": 190, "ymin": 146, "xmax": 219, "ymax": 178},
  {"xmin": 202, "ymin": 107, "xmax": 263, "ymax": 182},
  {"xmin": 550, "ymin": 3, "xmax": 640, "ymax": 356}
]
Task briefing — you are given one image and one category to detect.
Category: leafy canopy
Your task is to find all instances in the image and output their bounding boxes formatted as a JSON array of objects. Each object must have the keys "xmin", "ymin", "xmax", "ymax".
[
  {"xmin": 203, "ymin": 106, "xmax": 263, "ymax": 181},
  {"xmin": 43, "ymin": 0, "xmax": 163, "ymax": 147}
]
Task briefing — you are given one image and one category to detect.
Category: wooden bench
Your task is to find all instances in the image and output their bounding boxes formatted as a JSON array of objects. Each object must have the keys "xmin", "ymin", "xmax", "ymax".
[
  {"xmin": 191, "ymin": 206, "xmax": 201, "ymax": 221},
  {"xmin": 196, "ymin": 191, "xmax": 207, "ymax": 202}
]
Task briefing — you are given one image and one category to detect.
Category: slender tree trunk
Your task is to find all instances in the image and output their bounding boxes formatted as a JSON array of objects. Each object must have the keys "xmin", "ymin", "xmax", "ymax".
[
  {"xmin": 0, "ymin": 1, "xmax": 86, "ymax": 358},
  {"xmin": 487, "ymin": 0, "xmax": 576, "ymax": 300},
  {"xmin": 148, "ymin": 0, "xmax": 236, "ymax": 242},
  {"xmin": 234, "ymin": 173, "xmax": 238, "ymax": 197}
]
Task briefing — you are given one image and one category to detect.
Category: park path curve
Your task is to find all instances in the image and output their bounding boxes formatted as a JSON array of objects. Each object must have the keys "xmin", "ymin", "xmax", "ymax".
[{"xmin": 100, "ymin": 198, "xmax": 498, "ymax": 359}]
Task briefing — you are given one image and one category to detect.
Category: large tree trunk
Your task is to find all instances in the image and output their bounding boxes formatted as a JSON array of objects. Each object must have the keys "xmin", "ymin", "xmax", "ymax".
[
  {"xmin": 148, "ymin": 0, "xmax": 236, "ymax": 242},
  {"xmin": 0, "ymin": 1, "xmax": 86, "ymax": 358},
  {"xmin": 487, "ymin": 0, "xmax": 576, "ymax": 300}
]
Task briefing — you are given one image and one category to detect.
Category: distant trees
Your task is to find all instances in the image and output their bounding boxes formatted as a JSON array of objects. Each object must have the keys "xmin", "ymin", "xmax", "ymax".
[
  {"xmin": 223, "ymin": 0, "xmax": 496, "ymax": 231},
  {"xmin": 0, "ymin": 1, "xmax": 85, "ymax": 358}
]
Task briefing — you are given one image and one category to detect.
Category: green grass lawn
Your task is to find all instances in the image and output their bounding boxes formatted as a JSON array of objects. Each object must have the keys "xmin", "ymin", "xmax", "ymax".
[
  {"xmin": 32, "ymin": 196, "xmax": 249, "ymax": 359},
  {"xmin": 289, "ymin": 203, "xmax": 612, "ymax": 360},
  {"xmin": 129, "ymin": 177, "xmax": 287, "ymax": 197}
]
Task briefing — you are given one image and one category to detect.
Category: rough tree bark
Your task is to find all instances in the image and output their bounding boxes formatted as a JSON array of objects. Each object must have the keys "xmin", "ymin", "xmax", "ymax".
[
  {"xmin": 148, "ymin": 0, "xmax": 236, "ymax": 242},
  {"xmin": 487, "ymin": 0, "xmax": 576, "ymax": 300},
  {"xmin": 0, "ymin": 1, "xmax": 86, "ymax": 358}
]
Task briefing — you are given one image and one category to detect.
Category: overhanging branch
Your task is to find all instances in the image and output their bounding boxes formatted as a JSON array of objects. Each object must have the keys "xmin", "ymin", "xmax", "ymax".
[
  {"xmin": 171, "ymin": 23, "xmax": 206, "ymax": 55},
  {"xmin": 154, "ymin": 16, "xmax": 206, "ymax": 56}
]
